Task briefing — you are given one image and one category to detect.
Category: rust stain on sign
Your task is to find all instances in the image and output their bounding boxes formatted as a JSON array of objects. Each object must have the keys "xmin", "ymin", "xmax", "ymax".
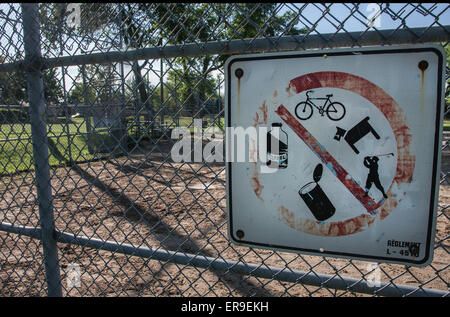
[
  {"xmin": 251, "ymin": 169, "xmax": 264, "ymax": 202},
  {"xmin": 271, "ymin": 89, "xmax": 279, "ymax": 105},
  {"xmin": 235, "ymin": 68, "xmax": 244, "ymax": 123},
  {"xmin": 421, "ymin": 69, "xmax": 425, "ymax": 115},
  {"xmin": 250, "ymin": 139, "xmax": 264, "ymax": 201},
  {"xmin": 249, "ymin": 138, "xmax": 257, "ymax": 163},
  {"xmin": 286, "ymin": 84, "xmax": 294, "ymax": 97},
  {"xmin": 278, "ymin": 206, "xmax": 377, "ymax": 236},
  {"xmin": 237, "ymin": 77, "xmax": 241, "ymax": 121},
  {"xmin": 249, "ymin": 101, "xmax": 268, "ymax": 202},
  {"xmin": 418, "ymin": 60, "xmax": 428, "ymax": 118},
  {"xmin": 278, "ymin": 192, "xmax": 401, "ymax": 237},
  {"xmin": 253, "ymin": 100, "xmax": 268, "ymax": 127}
]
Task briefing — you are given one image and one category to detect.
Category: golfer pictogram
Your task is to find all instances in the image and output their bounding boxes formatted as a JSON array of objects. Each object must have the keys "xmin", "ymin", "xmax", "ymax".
[{"xmin": 363, "ymin": 155, "xmax": 389, "ymax": 199}]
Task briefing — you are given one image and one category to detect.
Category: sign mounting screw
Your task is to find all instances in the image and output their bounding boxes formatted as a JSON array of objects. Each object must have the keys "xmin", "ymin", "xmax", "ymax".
[
  {"xmin": 418, "ymin": 60, "xmax": 428, "ymax": 71},
  {"xmin": 235, "ymin": 68, "xmax": 244, "ymax": 78}
]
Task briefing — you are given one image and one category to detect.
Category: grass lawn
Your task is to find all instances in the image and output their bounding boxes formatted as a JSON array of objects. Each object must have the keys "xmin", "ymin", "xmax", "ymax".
[
  {"xmin": 0, "ymin": 117, "xmax": 96, "ymax": 174},
  {"xmin": 444, "ymin": 120, "xmax": 450, "ymax": 131},
  {"xmin": 0, "ymin": 115, "xmax": 225, "ymax": 174}
]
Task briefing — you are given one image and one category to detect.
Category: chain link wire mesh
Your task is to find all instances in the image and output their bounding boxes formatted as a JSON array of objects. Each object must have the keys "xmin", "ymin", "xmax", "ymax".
[{"xmin": 0, "ymin": 3, "xmax": 449, "ymax": 297}]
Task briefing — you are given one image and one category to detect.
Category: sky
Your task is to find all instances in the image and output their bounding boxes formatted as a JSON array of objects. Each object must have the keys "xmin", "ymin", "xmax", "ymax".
[
  {"xmin": 0, "ymin": 3, "xmax": 448, "ymax": 98},
  {"xmin": 286, "ymin": 3, "xmax": 449, "ymax": 33}
]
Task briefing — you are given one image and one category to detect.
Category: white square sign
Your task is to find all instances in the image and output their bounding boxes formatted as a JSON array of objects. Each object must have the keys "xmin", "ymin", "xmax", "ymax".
[{"xmin": 225, "ymin": 45, "xmax": 445, "ymax": 266}]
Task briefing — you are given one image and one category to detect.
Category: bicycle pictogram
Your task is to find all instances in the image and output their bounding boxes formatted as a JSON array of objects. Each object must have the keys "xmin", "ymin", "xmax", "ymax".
[{"xmin": 294, "ymin": 90, "xmax": 346, "ymax": 121}]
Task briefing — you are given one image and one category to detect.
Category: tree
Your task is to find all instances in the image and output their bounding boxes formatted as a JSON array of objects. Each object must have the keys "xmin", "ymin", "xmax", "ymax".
[
  {"xmin": 0, "ymin": 56, "xmax": 27, "ymax": 104},
  {"xmin": 43, "ymin": 67, "xmax": 64, "ymax": 104},
  {"xmin": 64, "ymin": 3, "xmax": 160, "ymax": 126},
  {"xmin": 227, "ymin": 3, "xmax": 304, "ymax": 38},
  {"xmin": 38, "ymin": 4, "xmax": 307, "ymax": 120},
  {"xmin": 0, "ymin": 55, "xmax": 63, "ymax": 105},
  {"xmin": 68, "ymin": 63, "xmax": 123, "ymax": 105},
  {"xmin": 67, "ymin": 82, "xmax": 96, "ymax": 104},
  {"xmin": 151, "ymin": 4, "xmax": 226, "ymax": 117},
  {"xmin": 154, "ymin": 3, "xmax": 307, "ymax": 117}
]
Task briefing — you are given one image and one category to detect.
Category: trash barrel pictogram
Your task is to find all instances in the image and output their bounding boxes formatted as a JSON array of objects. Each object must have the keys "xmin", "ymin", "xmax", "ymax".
[{"xmin": 299, "ymin": 163, "xmax": 336, "ymax": 221}]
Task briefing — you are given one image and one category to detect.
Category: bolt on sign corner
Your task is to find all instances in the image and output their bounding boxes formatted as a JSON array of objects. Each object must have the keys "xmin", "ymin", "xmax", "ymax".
[{"xmin": 225, "ymin": 45, "xmax": 445, "ymax": 267}]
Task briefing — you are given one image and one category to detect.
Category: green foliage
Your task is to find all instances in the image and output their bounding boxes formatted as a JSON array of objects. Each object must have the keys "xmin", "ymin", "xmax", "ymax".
[
  {"xmin": 68, "ymin": 64, "xmax": 122, "ymax": 105},
  {"xmin": 67, "ymin": 82, "xmax": 96, "ymax": 104},
  {"xmin": 152, "ymin": 3, "xmax": 307, "ymax": 116},
  {"xmin": 439, "ymin": 43, "xmax": 450, "ymax": 117},
  {"xmin": 0, "ymin": 108, "xmax": 29, "ymax": 124},
  {"xmin": 43, "ymin": 67, "xmax": 64, "ymax": 103},
  {"xmin": 227, "ymin": 3, "xmax": 305, "ymax": 38},
  {"xmin": 38, "ymin": 4, "xmax": 308, "ymax": 118},
  {"xmin": 124, "ymin": 75, "xmax": 165, "ymax": 114},
  {"xmin": 0, "ymin": 56, "xmax": 63, "ymax": 105},
  {"xmin": 0, "ymin": 55, "xmax": 27, "ymax": 104},
  {"xmin": 443, "ymin": 44, "xmax": 449, "ymax": 100}
]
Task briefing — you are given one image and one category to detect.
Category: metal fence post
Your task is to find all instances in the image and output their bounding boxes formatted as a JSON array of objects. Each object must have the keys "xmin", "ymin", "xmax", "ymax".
[{"xmin": 21, "ymin": 3, "xmax": 62, "ymax": 297}]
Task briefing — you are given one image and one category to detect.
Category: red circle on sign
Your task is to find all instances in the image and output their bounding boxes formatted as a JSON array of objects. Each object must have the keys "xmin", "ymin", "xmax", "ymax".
[{"xmin": 254, "ymin": 71, "xmax": 415, "ymax": 236}]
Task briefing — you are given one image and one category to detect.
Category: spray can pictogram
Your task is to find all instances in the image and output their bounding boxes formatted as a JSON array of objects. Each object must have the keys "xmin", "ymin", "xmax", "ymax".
[{"xmin": 267, "ymin": 122, "xmax": 288, "ymax": 169}]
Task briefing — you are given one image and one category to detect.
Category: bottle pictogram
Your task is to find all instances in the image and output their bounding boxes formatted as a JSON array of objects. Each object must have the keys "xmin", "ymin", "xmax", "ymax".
[{"xmin": 267, "ymin": 122, "xmax": 288, "ymax": 169}]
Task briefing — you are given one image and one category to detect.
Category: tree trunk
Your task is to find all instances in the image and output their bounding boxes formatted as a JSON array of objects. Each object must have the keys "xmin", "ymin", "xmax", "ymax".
[
  {"xmin": 132, "ymin": 61, "xmax": 154, "ymax": 136},
  {"xmin": 200, "ymin": 56, "xmax": 211, "ymax": 118}
]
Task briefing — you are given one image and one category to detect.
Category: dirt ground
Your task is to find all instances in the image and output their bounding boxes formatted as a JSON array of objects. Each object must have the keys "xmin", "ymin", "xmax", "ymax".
[{"xmin": 0, "ymin": 137, "xmax": 448, "ymax": 297}]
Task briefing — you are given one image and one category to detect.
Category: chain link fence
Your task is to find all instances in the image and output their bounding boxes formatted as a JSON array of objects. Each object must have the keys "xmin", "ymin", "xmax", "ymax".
[{"xmin": 0, "ymin": 3, "xmax": 448, "ymax": 297}]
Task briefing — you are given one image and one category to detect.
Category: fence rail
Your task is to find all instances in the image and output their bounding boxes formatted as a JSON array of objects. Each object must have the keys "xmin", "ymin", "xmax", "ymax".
[
  {"xmin": 0, "ymin": 3, "xmax": 449, "ymax": 297},
  {"xmin": 1, "ymin": 25, "xmax": 449, "ymax": 73}
]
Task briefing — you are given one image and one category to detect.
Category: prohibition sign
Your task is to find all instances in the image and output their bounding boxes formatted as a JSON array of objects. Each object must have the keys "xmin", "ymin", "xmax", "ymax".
[
  {"xmin": 226, "ymin": 46, "xmax": 444, "ymax": 265},
  {"xmin": 272, "ymin": 71, "xmax": 415, "ymax": 237}
]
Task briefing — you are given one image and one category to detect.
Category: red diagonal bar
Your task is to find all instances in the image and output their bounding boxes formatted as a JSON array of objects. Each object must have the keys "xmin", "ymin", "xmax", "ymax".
[{"xmin": 276, "ymin": 104, "xmax": 383, "ymax": 213}]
